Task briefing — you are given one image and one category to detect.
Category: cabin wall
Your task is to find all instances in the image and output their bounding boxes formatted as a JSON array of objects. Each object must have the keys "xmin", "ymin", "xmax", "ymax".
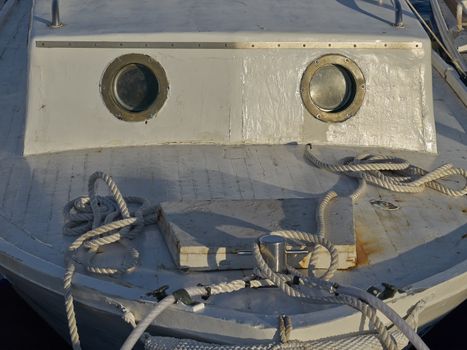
[{"xmin": 24, "ymin": 44, "xmax": 436, "ymax": 155}]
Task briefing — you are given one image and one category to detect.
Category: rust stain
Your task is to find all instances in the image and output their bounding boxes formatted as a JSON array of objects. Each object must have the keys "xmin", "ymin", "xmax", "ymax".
[
  {"xmin": 355, "ymin": 232, "xmax": 369, "ymax": 266},
  {"xmin": 462, "ymin": 208, "xmax": 467, "ymax": 214},
  {"xmin": 355, "ymin": 221, "xmax": 382, "ymax": 266},
  {"xmin": 298, "ymin": 255, "xmax": 310, "ymax": 269}
]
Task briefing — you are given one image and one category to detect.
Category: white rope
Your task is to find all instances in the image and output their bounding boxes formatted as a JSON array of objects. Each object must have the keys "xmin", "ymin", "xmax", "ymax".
[
  {"xmin": 62, "ymin": 172, "xmax": 158, "ymax": 350},
  {"xmin": 252, "ymin": 230, "xmax": 397, "ymax": 350},
  {"xmin": 139, "ymin": 227, "xmax": 426, "ymax": 350},
  {"xmin": 135, "ymin": 145, "xmax": 447, "ymax": 349},
  {"xmin": 278, "ymin": 315, "xmax": 292, "ymax": 344},
  {"xmin": 61, "ymin": 164, "xmax": 436, "ymax": 350},
  {"xmin": 121, "ymin": 279, "xmax": 269, "ymax": 350},
  {"xmin": 126, "ymin": 195, "xmax": 424, "ymax": 350},
  {"xmin": 304, "ymin": 144, "xmax": 467, "ymax": 197},
  {"xmin": 106, "ymin": 298, "xmax": 137, "ymax": 329}
]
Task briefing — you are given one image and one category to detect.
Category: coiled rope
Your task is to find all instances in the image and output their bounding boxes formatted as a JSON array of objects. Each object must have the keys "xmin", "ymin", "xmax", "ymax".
[{"xmin": 63, "ymin": 172, "xmax": 158, "ymax": 350}]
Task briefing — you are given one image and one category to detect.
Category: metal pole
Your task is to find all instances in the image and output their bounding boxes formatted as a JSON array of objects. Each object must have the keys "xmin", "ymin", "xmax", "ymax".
[
  {"xmin": 258, "ymin": 235, "xmax": 287, "ymax": 273},
  {"xmin": 49, "ymin": 0, "xmax": 63, "ymax": 28},
  {"xmin": 394, "ymin": 0, "xmax": 404, "ymax": 28},
  {"xmin": 456, "ymin": 1, "xmax": 463, "ymax": 32}
]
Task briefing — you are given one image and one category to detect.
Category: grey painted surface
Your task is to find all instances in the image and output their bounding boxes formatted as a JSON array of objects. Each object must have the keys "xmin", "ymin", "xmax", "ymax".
[
  {"xmin": 0, "ymin": 0, "xmax": 466, "ymax": 347},
  {"xmin": 159, "ymin": 197, "xmax": 356, "ymax": 270},
  {"xmin": 24, "ymin": 0, "xmax": 436, "ymax": 154},
  {"xmin": 32, "ymin": 0, "xmax": 427, "ymax": 41},
  {"xmin": 1, "ymin": 0, "xmax": 466, "ymax": 291},
  {"xmin": 0, "ymin": 0, "xmax": 16, "ymax": 29},
  {"xmin": 0, "ymin": 0, "xmax": 465, "ymax": 290}
]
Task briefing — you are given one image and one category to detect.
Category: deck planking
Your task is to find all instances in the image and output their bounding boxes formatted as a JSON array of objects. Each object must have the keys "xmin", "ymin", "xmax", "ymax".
[{"xmin": 0, "ymin": 0, "xmax": 465, "ymax": 315}]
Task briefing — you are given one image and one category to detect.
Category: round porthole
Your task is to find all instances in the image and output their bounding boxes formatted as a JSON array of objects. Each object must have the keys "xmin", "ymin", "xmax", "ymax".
[
  {"xmin": 101, "ymin": 54, "xmax": 169, "ymax": 122},
  {"xmin": 300, "ymin": 54, "xmax": 365, "ymax": 123}
]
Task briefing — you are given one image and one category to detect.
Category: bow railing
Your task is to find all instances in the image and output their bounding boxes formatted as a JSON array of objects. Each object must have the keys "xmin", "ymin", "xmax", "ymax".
[
  {"xmin": 49, "ymin": 0, "xmax": 63, "ymax": 28},
  {"xmin": 394, "ymin": 0, "xmax": 404, "ymax": 27}
]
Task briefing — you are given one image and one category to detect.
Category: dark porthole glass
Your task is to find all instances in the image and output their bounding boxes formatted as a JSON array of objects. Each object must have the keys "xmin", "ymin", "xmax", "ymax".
[
  {"xmin": 113, "ymin": 63, "xmax": 159, "ymax": 113},
  {"xmin": 101, "ymin": 54, "xmax": 168, "ymax": 122}
]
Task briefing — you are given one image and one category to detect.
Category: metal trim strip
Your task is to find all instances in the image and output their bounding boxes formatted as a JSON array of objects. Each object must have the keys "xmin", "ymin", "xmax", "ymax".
[{"xmin": 35, "ymin": 41, "xmax": 423, "ymax": 49}]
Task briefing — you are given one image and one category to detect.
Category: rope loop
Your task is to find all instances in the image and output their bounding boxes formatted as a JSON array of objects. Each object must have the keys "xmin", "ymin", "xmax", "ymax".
[
  {"xmin": 305, "ymin": 144, "xmax": 467, "ymax": 197},
  {"xmin": 253, "ymin": 229, "xmax": 399, "ymax": 350},
  {"xmin": 278, "ymin": 315, "xmax": 293, "ymax": 344},
  {"xmin": 62, "ymin": 169, "xmax": 429, "ymax": 350},
  {"xmin": 62, "ymin": 172, "xmax": 158, "ymax": 350}
]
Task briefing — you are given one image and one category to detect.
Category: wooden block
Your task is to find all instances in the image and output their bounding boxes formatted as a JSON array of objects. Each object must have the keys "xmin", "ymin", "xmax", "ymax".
[{"xmin": 158, "ymin": 198, "xmax": 356, "ymax": 271}]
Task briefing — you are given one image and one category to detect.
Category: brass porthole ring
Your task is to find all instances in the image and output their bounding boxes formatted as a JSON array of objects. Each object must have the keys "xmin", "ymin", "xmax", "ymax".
[
  {"xmin": 100, "ymin": 54, "xmax": 169, "ymax": 122},
  {"xmin": 300, "ymin": 54, "xmax": 365, "ymax": 123}
]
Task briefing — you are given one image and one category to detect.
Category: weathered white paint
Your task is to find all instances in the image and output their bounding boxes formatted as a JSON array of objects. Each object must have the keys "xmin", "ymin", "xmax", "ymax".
[
  {"xmin": 24, "ymin": 0, "xmax": 436, "ymax": 154},
  {"xmin": 0, "ymin": 1, "xmax": 466, "ymax": 348},
  {"xmin": 158, "ymin": 198, "xmax": 356, "ymax": 271}
]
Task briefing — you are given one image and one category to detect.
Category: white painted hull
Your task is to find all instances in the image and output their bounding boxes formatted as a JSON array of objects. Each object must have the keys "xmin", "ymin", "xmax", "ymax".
[{"xmin": 430, "ymin": 0, "xmax": 467, "ymax": 72}]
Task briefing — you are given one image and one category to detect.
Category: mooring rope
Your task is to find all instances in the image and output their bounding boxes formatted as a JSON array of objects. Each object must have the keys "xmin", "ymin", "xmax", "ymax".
[
  {"xmin": 121, "ymin": 188, "xmax": 430, "ymax": 350},
  {"xmin": 60, "ymin": 143, "xmax": 466, "ymax": 350},
  {"xmin": 304, "ymin": 144, "xmax": 467, "ymax": 197},
  {"xmin": 128, "ymin": 225, "xmax": 426, "ymax": 350},
  {"xmin": 63, "ymin": 172, "xmax": 159, "ymax": 350}
]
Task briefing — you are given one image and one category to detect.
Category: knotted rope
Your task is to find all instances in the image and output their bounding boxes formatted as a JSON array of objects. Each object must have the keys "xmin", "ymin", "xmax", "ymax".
[
  {"xmin": 252, "ymin": 230, "xmax": 397, "ymax": 350},
  {"xmin": 63, "ymin": 172, "xmax": 158, "ymax": 350},
  {"xmin": 62, "ymin": 165, "xmax": 434, "ymax": 350},
  {"xmin": 141, "ymin": 227, "xmax": 427, "ymax": 350},
  {"xmin": 278, "ymin": 315, "xmax": 292, "ymax": 344},
  {"xmin": 305, "ymin": 144, "xmax": 467, "ymax": 197}
]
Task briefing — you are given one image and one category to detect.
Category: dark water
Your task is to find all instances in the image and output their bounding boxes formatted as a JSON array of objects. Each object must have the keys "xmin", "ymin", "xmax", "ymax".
[{"xmin": 0, "ymin": 0, "xmax": 465, "ymax": 349}]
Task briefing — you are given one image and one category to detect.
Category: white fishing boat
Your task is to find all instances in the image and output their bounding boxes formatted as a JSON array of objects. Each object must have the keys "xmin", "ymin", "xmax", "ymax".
[
  {"xmin": 430, "ymin": 0, "xmax": 467, "ymax": 72},
  {"xmin": 0, "ymin": 1, "xmax": 466, "ymax": 349}
]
